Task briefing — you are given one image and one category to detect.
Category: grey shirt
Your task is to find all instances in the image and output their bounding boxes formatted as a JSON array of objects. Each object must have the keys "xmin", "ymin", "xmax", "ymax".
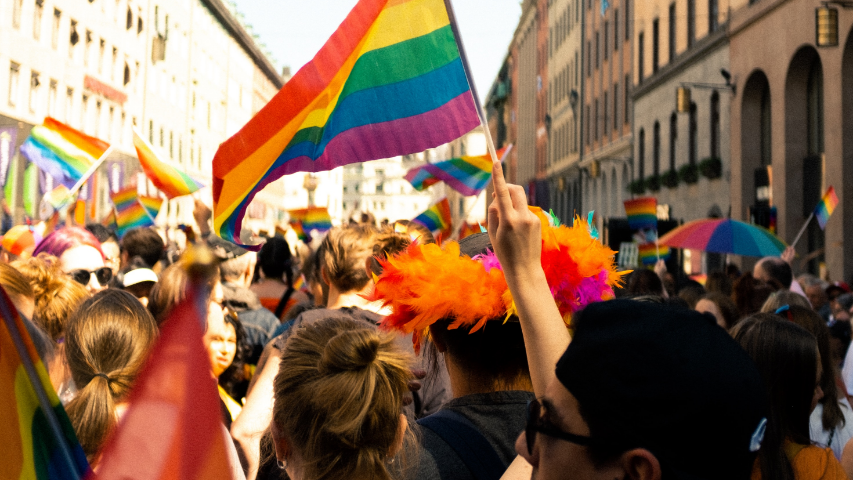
[{"xmin": 410, "ymin": 391, "xmax": 534, "ymax": 480}]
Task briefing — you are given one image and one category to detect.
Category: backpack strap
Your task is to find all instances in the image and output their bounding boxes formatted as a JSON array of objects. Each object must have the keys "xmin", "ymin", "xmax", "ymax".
[
  {"xmin": 273, "ymin": 285, "xmax": 296, "ymax": 319},
  {"xmin": 418, "ymin": 409, "xmax": 508, "ymax": 480}
]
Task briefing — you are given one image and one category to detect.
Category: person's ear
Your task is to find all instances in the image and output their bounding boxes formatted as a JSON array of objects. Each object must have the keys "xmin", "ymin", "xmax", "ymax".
[
  {"xmin": 387, "ymin": 413, "xmax": 408, "ymax": 458},
  {"xmin": 620, "ymin": 448, "xmax": 662, "ymax": 480},
  {"xmin": 428, "ymin": 325, "xmax": 447, "ymax": 353},
  {"xmin": 320, "ymin": 265, "xmax": 331, "ymax": 287},
  {"xmin": 271, "ymin": 423, "xmax": 291, "ymax": 464}
]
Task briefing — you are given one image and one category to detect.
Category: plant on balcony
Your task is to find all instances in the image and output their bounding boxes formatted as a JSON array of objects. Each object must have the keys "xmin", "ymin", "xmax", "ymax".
[
  {"xmin": 699, "ymin": 157, "xmax": 722, "ymax": 179},
  {"xmin": 661, "ymin": 169, "xmax": 680, "ymax": 189},
  {"xmin": 679, "ymin": 163, "xmax": 700, "ymax": 184},
  {"xmin": 644, "ymin": 174, "xmax": 661, "ymax": 192},
  {"xmin": 628, "ymin": 179, "xmax": 646, "ymax": 195}
]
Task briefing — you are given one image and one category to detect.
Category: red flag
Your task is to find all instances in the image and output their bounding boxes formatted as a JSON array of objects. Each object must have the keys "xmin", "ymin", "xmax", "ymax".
[{"xmin": 93, "ymin": 288, "xmax": 233, "ymax": 479}]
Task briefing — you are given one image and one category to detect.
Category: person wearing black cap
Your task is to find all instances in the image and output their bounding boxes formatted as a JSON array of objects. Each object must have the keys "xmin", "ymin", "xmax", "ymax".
[{"xmin": 486, "ymin": 159, "xmax": 768, "ymax": 480}]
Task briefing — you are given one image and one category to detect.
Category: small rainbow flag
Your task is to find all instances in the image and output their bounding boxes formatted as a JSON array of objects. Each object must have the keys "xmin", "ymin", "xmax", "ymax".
[
  {"xmin": 138, "ymin": 196, "xmax": 164, "ymax": 220},
  {"xmin": 133, "ymin": 130, "xmax": 204, "ymax": 199},
  {"xmin": 274, "ymin": 225, "xmax": 288, "ymax": 238},
  {"xmin": 406, "ymin": 146, "xmax": 511, "ymax": 196},
  {"xmin": 101, "ymin": 208, "xmax": 117, "ymax": 229},
  {"xmin": 211, "ymin": 0, "xmax": 480, "ymax": 247},
  {"xmin": 413, "ymin": 198, "xmax": 452, "ymax": 239},
  {"xmin": 290, "ymin": 221, "xmax": 309, "ymax": 243},
  {"xmin": 289, "ymin": 207, "xmax": 333, "ymax": 233},
  {"xmin": 624, "ymin": 197, "xmax": 658, "ymax": 231},
  {"xmin": 19, "ymin": 117, "xmax": 109, "ymax": 189},
  {"xmin": 111, "ymin": 187, "xmax": 156, "ymax": 237},
  {"xmin": 0, "ymin": 285, "xmax": 90, "ymax": 480},
  {"xmin": 814, "ymin": 186, "xmax": 839, "ymax": 230},
  {"xmin": 638, "ymin": 242, "xmax": 671, "ymax": 265}
]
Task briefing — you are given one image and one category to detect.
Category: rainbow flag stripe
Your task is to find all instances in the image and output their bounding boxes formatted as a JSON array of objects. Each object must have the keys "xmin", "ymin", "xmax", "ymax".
[
  {"xmin": 212, "ymin": 0, "xmax": 480, "ymax": 247},
  {"xmin": 815, "ymin": 186, "xmax": 839, "ymax": 230},
  {"xmin": 0, "ymin": 286, "xmax": 89, "ymax": 480},
  {"xmin": 289, "ymin": 207, "xmax": 333, "ymax": 233},
  {"xmin": 274, "ymin": 225, "xmax": 288, "ymax": 238},
  {"xmin": 111, "ymin": 187, "xmax": 155, "ymax": 237},
  {"xmin": 138, "ymin": 196, "xmax": 164, "ymax": 220},
  {"xmin": 638, "ymin": 242, "xmax": 671, "ymax": 265},
  {"xmin": 413, "ymin": 197, "xmax": 452, "ymax": 237},
  {"xmin": 406, "ymin": 146, "xmax": 510, "ymax": 196},
  {"xmin": 19, "ymin": 117, "xmax": 109, "ymax": 189},
  {"xmin": 289, "ymin": 221, "xmax": 309, "ymax": 242},
  {"xmin": 133, "ymin": 130, "xmax": 204, "ymax": 199},
  {"xmin": 624, "ymin": 197, "xmax": 658, "ymax": 231},
  {"xmin": 110, "ymin": 187, "xmax": 139, "ymax": 212}
]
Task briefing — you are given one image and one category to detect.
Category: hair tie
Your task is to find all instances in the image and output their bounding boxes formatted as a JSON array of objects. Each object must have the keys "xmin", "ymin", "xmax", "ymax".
[{"xmin": 94, "ymin": 372, "xmax": 111, "ymax": 382}]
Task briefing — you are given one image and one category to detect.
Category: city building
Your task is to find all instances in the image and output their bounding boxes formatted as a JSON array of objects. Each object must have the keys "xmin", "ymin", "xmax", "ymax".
[
  {"xmin": 0, "ymin": 0, "xmax": 284, "ymax": 230},
  {"xmin": 631, "ymin": 0, "xmax": 738, "ymax": 272},
  {"xmin": 342, "ymin": 156, "xmax": 434, "ymax": 227},
  {"xmin": 436, "ymin": 128, "xmax": 489, "ymax": 232},
  {"xmin": 728, "ymin": 0, "xmax": 853, "ymax": 279}
]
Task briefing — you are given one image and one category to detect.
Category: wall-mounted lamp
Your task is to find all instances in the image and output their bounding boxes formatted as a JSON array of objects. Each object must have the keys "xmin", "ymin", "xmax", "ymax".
[
  {"xmin": 816, "ymin": 6, "xmax": 839, "ymax": 47},
  {"xmin": 677, "ymin": 87, "xmax": 692, "ymax": 113}
]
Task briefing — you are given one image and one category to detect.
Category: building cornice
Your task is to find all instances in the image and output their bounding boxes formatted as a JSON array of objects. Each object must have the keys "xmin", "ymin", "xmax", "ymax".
[
  {"xmin": 201, "ymin": 0, "xmax": 284, "ymax": 89},
  {"xmin": 632, "ymin": 28, "xmax": 728, "ymax": 100},
  {"xmin": 728, "ymin": 0, "xmax": 792, "ymax": 39}
]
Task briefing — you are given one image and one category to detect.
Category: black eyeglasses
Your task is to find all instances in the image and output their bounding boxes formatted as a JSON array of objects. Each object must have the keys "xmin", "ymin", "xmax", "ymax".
[
  {"xmin": 525, "ymin": 398, "xmax": 602, "ymax": 455},
  {"xmin": 69, "ymin": 267, "xmax": 113, "ymax": 286}
]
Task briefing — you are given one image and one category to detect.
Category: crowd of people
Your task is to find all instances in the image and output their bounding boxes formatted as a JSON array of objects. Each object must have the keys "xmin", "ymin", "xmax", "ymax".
[{"xmin": 4, "ymin": 164, "xmax": 853, "ymax": 480}]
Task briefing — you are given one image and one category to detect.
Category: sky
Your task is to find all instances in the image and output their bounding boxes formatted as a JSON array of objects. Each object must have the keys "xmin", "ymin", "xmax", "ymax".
[{"xmin": 233, "ymin": 0, "xmax": 522, "ymax": 103}]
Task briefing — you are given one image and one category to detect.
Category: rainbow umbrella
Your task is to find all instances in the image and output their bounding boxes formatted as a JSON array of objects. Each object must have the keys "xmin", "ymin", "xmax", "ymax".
[{"xmin": 658, "ymin": 218, "xmax": 787, "ymax": 257}]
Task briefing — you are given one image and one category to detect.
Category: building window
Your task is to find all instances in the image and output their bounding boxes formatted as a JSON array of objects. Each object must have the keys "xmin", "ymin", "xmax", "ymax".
[
  {"xmin": 604, "ymin": 22, "xmax": 609, "ymax": 60},
  {"xmin": 625, "ymin": 0, "xmax": 630, "ymax": 40},
  {"xmin": 84, "ymin": 31, "xmax": 92, "ymax": 67},
  {"xmin": 689, "ymin": 102, "xmax": 698, "ymax": 165},
  {"xmin": 668, "ymin": 4, "xmax": 676, "ymax": 63},
  {"xmin": 65, "ymin": 88, "xmax": 73, "ymax": 123},
  {"xmin": 29, "ymin": 72, "xmax": 40, "ymax": 112},
  {"xmin": 638, "ymin": 33, "xmax": 645, "ymax": 82},
  {"xmin": 111, "ymin": 47, "xmax": 118, "ymax": 81},
  {"xmin": 669, "ymin": 113, "xmax": 678, "ymax": 171},
  {"xmin": 81, "ymin": 94, "xmax": 89, "ymax": 131},
  {"xmin": 587, "ymin": 41, "xmax": 592, "ymax": 76},
  {"xmin": 652, "ymin": 20, "xmax": 660, "ymax": 73},
  {"xmin": 586, "ymin": 104, "xmax": 591, "ymax": 146},
  {"xmin": 127, "ymin": 7, "xmax": 133, "ymax": 29},
  {"xmin": 69, "ymin": 20, "xmax": 79, "ymax": 54},
  {"xmin": 614, "ymin": 83, "xmax": 620, "ymax": 130},
  {"xmin": 149, "ymin": 120, "xmax": 154, "ymax": 143},
  {"xmin": 94, "ymin": 100, "xmax": 102, "ymax": 137},
  {"xmin": 653, "ymin": 121, "xmax": 661, "ymax": 176},
  {"xmin": 124, "ymin": 63, "xmax": 131, "ymax": 85},
  {"xmin": 51, "ymin": 8, "xmax": 61, "ymax": 49},
  {"xmin": 614, "ymin": 10, "xmax": 619, "ymax": 51},
  {"xmin": 159, "ymin": 127, "xmax": 164, "ymax": 147},
  {"xmin": 708, "ymin": 0, "xmax": 719, "ymax": 33},
  {"xmin": 604, "ymin": 92, "xmax": 609, "ymax": 137},
  {"xmin": 595, "ymin": 31, "xmax": 600, "ymax": 69},
  {"xmin": 13, "ymin": 0, "xmax": 23, "ymax": 29},
  {"xmin": 34, "ymin": 0, "xmax": 44, "ymax": 40},
  {"xmin": 169, "ymin": 131, "xmax": 174, "ymax": 158},
  {"xmin": 807, "ymin": 61, "xmax": 824, "ymax": 157},
  {"xmin": 638, "ymin": 128, "xmax": 646, "ymax": 179},
  {"xmin": 8, "ymin": 63, "xmax": 20, "ymax": 107},
  {"xmin": 760, "ymin": 83, "xmax": 771, "ymax": 166},
  {"xmin": 624, "ymin": 74, "xmax": 630, "ymax": 123},
  {"xmin": 377, "ymin": 182, "xmax": 384, "ymax": 193},
  {"xmin": 594, "ymin": 99, "xmax": 599, "ymax": 141},
  {"xmin": 48, "ymin": 79, "xmax": 57, "ymax": 116},
  {"xmin": 710, "ymin": 92, "xmax": 720, "ymax": 159},
  {"xmin": 138, "ymin": 7, "xmax": 144, "ymax": 34},
  {"xmin": 98, "ymin": 39, "xmax": 105, "ymax": 74},
  {"xmin": 688, "ymin": 0, "xmax": 696, "ymax": 47}
]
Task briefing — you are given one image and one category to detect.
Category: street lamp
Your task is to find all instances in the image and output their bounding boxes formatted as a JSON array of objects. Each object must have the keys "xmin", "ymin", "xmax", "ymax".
[{"xmin": 816, "ymin": 1, "xmax": 853, "ymax": 48}]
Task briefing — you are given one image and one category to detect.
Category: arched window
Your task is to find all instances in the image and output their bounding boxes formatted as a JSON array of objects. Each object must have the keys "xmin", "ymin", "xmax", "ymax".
[
  {"xmin": 760, "ymin": 82, "xmax": 771, "ymax": 166},
  {"xmin": 710, "ymin": 92, "xmax": 720, "ymax": 159},
  {"xmin": 669, "ymin": 112, "xmax": 677, "ymax": 171},
  {"xmin": 689, "ymin": 102, "xmax": 698, "ymax": 165},
  {"xmin": 638, "ymin": 128, "xmax": 646, "ymax": 179},
  {"xmin": 807, "ymin": 61, "xmax": 824, "ymax": 157},
  {"xmin": 653, "ymin": 121, "xmax": 661, "ymax": 176}
]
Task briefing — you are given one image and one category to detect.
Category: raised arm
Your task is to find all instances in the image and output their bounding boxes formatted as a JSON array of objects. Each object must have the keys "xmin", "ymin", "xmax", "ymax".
[{"xmin": 487, "ymin": 160, "xmax": 570, "ymax": 396}]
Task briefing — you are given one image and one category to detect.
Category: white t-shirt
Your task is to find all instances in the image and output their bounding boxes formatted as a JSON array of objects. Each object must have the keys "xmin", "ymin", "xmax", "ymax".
[{"xmin": 810, "ymin": 396, "xmax": 853, "ymax": 459}]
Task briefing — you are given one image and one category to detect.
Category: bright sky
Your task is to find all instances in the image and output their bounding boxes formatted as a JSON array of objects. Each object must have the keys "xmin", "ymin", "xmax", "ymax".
[{"xmin": 233, "ymin": 0, "xmax": 522, "ymax": 103}]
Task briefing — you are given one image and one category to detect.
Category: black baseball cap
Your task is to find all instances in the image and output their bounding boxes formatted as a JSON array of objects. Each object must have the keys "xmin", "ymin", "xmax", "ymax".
[{"xmin": 556, "ymin": 299, "xmax": 767, "ymax": 479}]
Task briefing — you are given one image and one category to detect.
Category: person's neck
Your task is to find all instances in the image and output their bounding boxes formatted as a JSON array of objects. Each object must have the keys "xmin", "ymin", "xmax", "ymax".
[
  {"xmin": 326, "ymin": 285, "xmax": 385, "ymax": 313},
  {"xmin": 445, "ymin": 354, "xmax": 533, "ymax": 398}
]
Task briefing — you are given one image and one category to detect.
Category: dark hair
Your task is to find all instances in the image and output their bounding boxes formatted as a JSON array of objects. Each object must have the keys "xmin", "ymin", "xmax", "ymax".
[
  {"xmin": 677, "ymin": 281, "xmax": 706, "ymax": 309},
  {"xmin": 85, "ymin": 224, "xmax": 118, "ymax": 244},
  {"xmin": 775, "ymin": 305, "xmax": 844, "ymax": 433},
  {"xmin": 757, "ymin": 257, "xmax": 793, "ymax": 290},
  {"xmin": 732, "ymin": 273, "xmax": 774, "ymax": 318},
  {"xmin": 218, "ymin": 310, "xmax": 251, "ymax": 400},
  {"xmin": 730, "ymin": 315, "xmax": 818, "ymax": 480},
  {"xmin": 705, "ymin": 271, "xmax": 732, "ymax": 296},
  {"xmin": 624, "ymin": 269, "xmax": 664, "ymax": 297},
  {"xmin": 258, "ymin": 237, "xmax": 292, "ymax": 283},
  {"xmin": 120, "ymin": 227, "xmax": 165, "ymax": 269},
  {"xmin": 699, "ymin": 292, "xmax": 740, "ymax": 329}
]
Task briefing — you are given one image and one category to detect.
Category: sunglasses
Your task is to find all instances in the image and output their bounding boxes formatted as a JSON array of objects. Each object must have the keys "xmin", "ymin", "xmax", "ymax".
[
  {"xmin": 69, "ymin": 267, "xmax": 113, "ymax": 286},
  {"xmin": 525, "ymin": 398, "xmax": 604, "ymax": 455}
]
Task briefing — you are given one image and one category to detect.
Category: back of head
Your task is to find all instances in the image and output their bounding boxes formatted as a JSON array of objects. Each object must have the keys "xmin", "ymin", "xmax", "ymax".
[
  {"xmin": 760, "ymin": 290, "xmax": 811, "ymax": 313},
  {"xmin": 85, "ymin": 223, "xmax": 117, "ymax": 244},
  {"xmin": 757, "ymin": 257, "xmax": 793, "ymax": 290},
  {"xmin": 730, "ymin": 314, "xmax": 818, "ymax": 480},
  {"xmin": 321, "ymin": 224, "xmax": 378, "ymax": 293},
  {"xmin": 34, "ymin": 226, "xmax": 103, "ymax": 259},
  {"xmin": 733, "ymin": 273, "xmax": 774, "ymax": 318},
  {"xmin": 65, "ymin": 289, "xmax": 158, "ymax": 463},
  {"xmin": 369, "ymin": 227, "xmax": 415, "ymax": 276},
  {"xmin": 273, "ymin": 316, "xmax": 411, "ymax": 480},
  {"xmin": 148, "ymin": 260, "xmax": 219, "ymax": 326},
  {"xmin": 557, "ymin": 299, "xmax": 767, "ymax": 479},
  {"xmin": 258, "ymin": 237, "xmax": 291, "ymax": 281},
  {"xmin": 699, "ymin": 292, "xmax": 740, "ymax": 329},
  {"xmin": 12, "ymin": 254, "xmax": 89, "ymax": 341},
  {"xmin": 706, "ymin": 271, "xmax": 733, "ymax": 296},
  {"xmin": 220, "ymin": 251, "xmax": 256, "ymax": 284},
  {"xmin": 391, "ymin": 219, "xmax": 435, "ymax": 245},
  {"xmin": 677, "ymin": 281, "xmax": 706, "ymax": 308},
  {"xmin": 120, "ymin": 227, "xmax": 164, "ymax": 269},
  {"xmin": 625, "ymin": 269, "xmax": 664, "ymax": 297}
]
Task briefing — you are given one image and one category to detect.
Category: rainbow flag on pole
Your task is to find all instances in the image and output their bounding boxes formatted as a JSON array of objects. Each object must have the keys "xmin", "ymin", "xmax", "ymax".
[
  {"xmin": 211, "ymin": 0, "xmax": 481, "ymax": 247},
  {"xmin": 111, "ymin": 187, "xmax": 157, "ymax": 237},
  {"xmin": 0, "ymin": 286, "xmax": 90, "ymax": 480},
  {"xmin": 638, "ymin": 242, "xmax": 671, "ymax": 265},
  {"xmin": 19, "ymin": 117, "xmax": 109, "ymax": 189},
  {"xmin": 624, "ymin": 197, "xmax": 658, "ymax": 231},
  {"xmin": 288, "ymin": 207, "xmax": 333, "ymax": 233},
  {"xmin": 133, "ymin": 130, "xmax": 204, "ymax": 199},
  {"xmin": 413, "ymin": 197, "xmax": 452, "ymax": 239},
  {"xmin": 406, "ymin": 145, "xmax": 511, "ymax": 196},
  {"xmin": 814, "ymin": 186, "xmax": 839, "ymax": 230}
]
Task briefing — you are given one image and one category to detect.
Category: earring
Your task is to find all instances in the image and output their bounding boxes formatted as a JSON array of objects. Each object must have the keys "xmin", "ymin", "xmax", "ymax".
[{"xmin": 277, "ymin": 459, "xmax": 288, "ymax": 470}]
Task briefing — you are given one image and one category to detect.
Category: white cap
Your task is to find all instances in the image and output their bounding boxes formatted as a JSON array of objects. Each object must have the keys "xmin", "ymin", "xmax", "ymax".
[{"xmin": 123, "ymin": 268, "xmax": 159, "ymax": 287}]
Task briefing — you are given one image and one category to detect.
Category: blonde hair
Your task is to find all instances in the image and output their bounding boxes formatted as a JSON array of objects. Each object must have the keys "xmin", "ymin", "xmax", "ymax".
[
  {"xmin": 272, "ymin": 316, "xmax": 413, "ymax": 480},
  {"xmin": 65, "ymin": 289, "xmax": 158, "ymax": 463},
  {"xmin": 12, "ymin": 254, "xmax": 89, "ymax": 341},
  {"xmin": 321, "ymin": 224, "xmax": 378, "ymax": 292},
  {"xmin": 0, "ymin": 262, "xmax": 34, "ymax": 303}
]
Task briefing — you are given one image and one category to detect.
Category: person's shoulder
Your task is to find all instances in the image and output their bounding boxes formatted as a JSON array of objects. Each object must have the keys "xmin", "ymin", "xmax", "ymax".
[
  {"xmin": 792, "ymin": 445, "xmax": 846, "ymax": 479},
  {"xmin": 412, "ymin": 423, "xmax": 471, "ymax": 480}
]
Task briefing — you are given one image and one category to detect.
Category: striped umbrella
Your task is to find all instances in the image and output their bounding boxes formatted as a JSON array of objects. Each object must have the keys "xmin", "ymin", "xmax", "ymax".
[{"xmin": 658, "ymin": 218, "xmax": 787, "ymax": 257}]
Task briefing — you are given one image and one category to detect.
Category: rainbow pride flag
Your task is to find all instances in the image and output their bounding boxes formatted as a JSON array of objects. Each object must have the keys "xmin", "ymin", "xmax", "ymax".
[
  {"xmin": 289, "ymin": 207, "xmax": 333, "ymax": 233},
  {"xmin": 111, "ymin": 187, "xmax": 156, "ymax": 237},
  {"xmin": 624, "ymin": 197, "xmax": 658, "ymax": 231},
  {"xmin": 638, "ymin": 242, "xmax": 671, "ymax": 265},
  {"xmin": 406, "ymin": 145, "xmax": 511, "ymax": 196},
  {"xmin": 138, "ymin": 196, "xmax": 164, "ymax": 220},
  {"xmin": 19, "ymin": 117, "xmax": 109, "ymax": 189},
  {"xmin": 212, "ymin": 0, "xmax": 480, "ymax": 247},
  {"xmin": 814, "ymin": 186, "xmax": 839, "ymax": 230},
  {"xmin": 133, "ymin": 130, "xmax": 204, "ymax": 199},
  {"xmin": 413, "ymin": 197, "xmax": 452, "ymax": 238},
  {"xmin": 289, "ymin": 221, "xmax": 309, "ymax": 242},
  {"xmin": 0, "ymin": 285, "xmax": 90, "ymax": 480},
  {"xmin": 101, "ymin": 208, "xmax": 117, "ymax": 230},
  {"xmin": 458, "ymin": 220, "xmax": 484, "ymax": 239},
  {"xmin": 274, "ymin": 225, "xmax": 288, "ymax": 238}
]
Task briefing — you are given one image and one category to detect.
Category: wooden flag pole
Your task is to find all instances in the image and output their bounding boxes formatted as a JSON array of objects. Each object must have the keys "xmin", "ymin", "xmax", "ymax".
[
  {"xmin": 790, "ymin": 212, "xmax": 814, "ymax": 250},
  {"xmin": 449, "ymin": 145, "xmax": 514, "ymax": 238}
]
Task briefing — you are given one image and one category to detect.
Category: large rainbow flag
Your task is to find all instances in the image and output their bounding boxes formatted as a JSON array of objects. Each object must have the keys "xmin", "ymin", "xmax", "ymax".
[
  {"xmin": 212, "ymin": 0, "xmax": 481, "ymax": 247},
  {"xmin": 19, "ymin": 117, "xmax": 109, "ymax": 189},
  {"xmin": 133, "ymin": 130, "xmax": 204, "ymax": 199},
  {"xmin": 814, "ymin": 186, "xmax": 839, "ymax": 230},
  {"xmin": 289, "ymin": 207, "xmax": 333, "ymax": 233},
  {"xmin": 413, "ymin": 197, "xmax": 452, "ymax": 239},
  {"xmin": 0, "ymin": 286, "xmax": 89, "ymax": 480},
  {"xmin": 406, "ymin": 145, "xmax": 510, "ymax": 196},
  {"xmin": 624, "ymin": 197, "xmax": 658, "ymax": 231}
]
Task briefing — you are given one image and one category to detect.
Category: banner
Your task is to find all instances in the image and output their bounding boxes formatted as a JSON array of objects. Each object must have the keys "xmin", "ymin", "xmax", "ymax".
[{"xmin": 0, "ymin": 127, "xmax": 17, "ymax": 188}]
